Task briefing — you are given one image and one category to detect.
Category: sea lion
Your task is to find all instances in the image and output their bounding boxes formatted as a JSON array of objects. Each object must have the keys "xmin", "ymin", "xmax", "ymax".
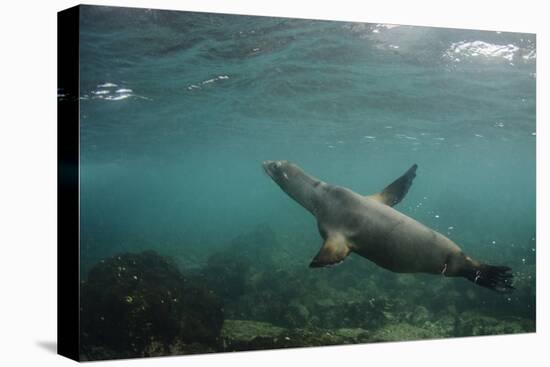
[{"xmin": 262, "ymin": 160, "xmax": 513, "ymax": 292}]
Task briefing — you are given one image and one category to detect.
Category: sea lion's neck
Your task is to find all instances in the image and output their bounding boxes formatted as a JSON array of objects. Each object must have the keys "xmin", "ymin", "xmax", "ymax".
[{"xmin": 282, "ymin": 169, "xmax": 323, "ymax": 215}]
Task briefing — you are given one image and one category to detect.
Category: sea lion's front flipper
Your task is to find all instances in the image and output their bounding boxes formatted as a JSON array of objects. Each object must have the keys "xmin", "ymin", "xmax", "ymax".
[
  {"xmin": 368, "ymin": 163, "xmax": 418, "ymax": 206},
  {"xmin": 309, "ymin": 233, "xmax": 351, "ymax": 268}
]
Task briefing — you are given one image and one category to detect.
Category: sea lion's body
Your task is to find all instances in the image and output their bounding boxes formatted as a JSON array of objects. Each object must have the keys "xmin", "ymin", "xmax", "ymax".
[
  {"xmin": 316, "ymin": 187, "xmax": 458, "ymax": 274},
  {"xmin": 263, "ymin": 160, "xmax": 513, "ymax": 292}
]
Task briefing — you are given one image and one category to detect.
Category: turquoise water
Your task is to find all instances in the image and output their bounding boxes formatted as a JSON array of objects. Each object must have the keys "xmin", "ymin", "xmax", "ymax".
[{"xmin": 77, "ymin": 5, "xmax": 536, "ymax": 359}]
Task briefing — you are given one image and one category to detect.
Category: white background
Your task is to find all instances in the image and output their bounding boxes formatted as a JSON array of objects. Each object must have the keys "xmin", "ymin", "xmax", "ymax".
[{"xmin": 0, "ymin": 0, "xmax": 547, "ymax": 365}]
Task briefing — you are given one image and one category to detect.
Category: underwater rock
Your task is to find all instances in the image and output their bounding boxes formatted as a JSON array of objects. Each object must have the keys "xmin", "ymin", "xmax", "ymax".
[
  {"xmin": 133, "ymin": 338, "xmax": 216, "ymax": 358},
  {"xmin": 168, "ymin": 339, "xmax": 216, "ymax": 356},
  {"xmin": 268, "ymin": 327, "xmax": 370, "ymax": 349},
  {"xmin": 80, "ymin": 251, "xmax": 186, "ymax": 358},
  {"xmin": 331, "ymin": 328, "xmax": 371, "ymax": 342},
  {"xmin": 309, "ymin": 297, "xmax": 392, "ymax": 330},
  {"xmin": 371, "ymin": 322, "xmax": 442, "ymax": 342},
  {"xmin": 456, "ymin": 312, "xmax": 534, "ymax": 337},
  {"xmin": 199, "ymin": 224, "xmax": 280, "ymax": 302},
  {"xmin": 220, "ymin": 319, "xmax": 370, "ymax": 351},
  {"xmin": 80, "ymin": 251, "xmax": 224, "ymax": 359},
  {"xmin": 431, "ymin": 314, "xmax": 459, "ymax": 337},
  {"xmin": 206, "ymin": 251, "xmax": 313, "ymax": 324},
  {"xmin": 179, "ymin": 286, "xmax": 224, "ymax": 345},
  {"xmin": 282, "ymin": 301, "xmax": 310, "ymax": 328},
  {"xmin": 406, "ymin": 305, "xmax": 431, "ymax": 325},
  {"xmin": 221, "ymin": 320, "xmax": 286, "ymax": 350},
  {"xmin": 79, "ymin": 345, "xmax": 120, "ymax": 362}
]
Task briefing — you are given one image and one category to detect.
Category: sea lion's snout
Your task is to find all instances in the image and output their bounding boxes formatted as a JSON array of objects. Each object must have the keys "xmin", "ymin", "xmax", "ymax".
[
  {"xmin": 262, "ymin": 160, "xmax": 291, "ymax": 185},
  {"xmin": 262, "ymin": 160, "xmax": 274, "ymax": 178},
  {"xmin": 262, "ymin": 160, "xmax": 282, "ymax": 177}
]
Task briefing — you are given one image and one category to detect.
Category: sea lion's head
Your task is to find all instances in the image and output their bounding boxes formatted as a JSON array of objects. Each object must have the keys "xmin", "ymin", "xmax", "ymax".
[
  {"xmin": 262, "ymin": 160, "xmax": 296, "ymax": 187},
  {"xmin": 262, "ymin": 160, "xmax": 322, "ymax": 213},
  {"xmin": 263, "ymin": 160, "xmax": 318, "ymax": 190}
]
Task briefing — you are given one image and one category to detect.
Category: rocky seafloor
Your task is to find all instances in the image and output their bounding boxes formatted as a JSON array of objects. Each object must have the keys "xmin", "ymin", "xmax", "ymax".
[{"xmin": 79, "ymin": 225, "xmax": 535, "ymax": 361}]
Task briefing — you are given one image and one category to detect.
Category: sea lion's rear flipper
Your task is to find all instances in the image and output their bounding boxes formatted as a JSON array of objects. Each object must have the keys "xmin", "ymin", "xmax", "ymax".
[
  {"xmin": 466, "ymin": 263, "xmax": 514, "ymax": 293},
  {"xmin": 368, "ymin": 164, "xmax": 418, "ymax": 206},
  {"xmin": 309, "ymin": 234, "xmax": 350, "ymax": 268}
]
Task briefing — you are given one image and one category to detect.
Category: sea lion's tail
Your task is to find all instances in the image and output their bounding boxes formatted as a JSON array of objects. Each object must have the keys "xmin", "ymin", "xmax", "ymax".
[{"xmin": 465, "ymin": 263, "xmax": 514, "ymax": 293}]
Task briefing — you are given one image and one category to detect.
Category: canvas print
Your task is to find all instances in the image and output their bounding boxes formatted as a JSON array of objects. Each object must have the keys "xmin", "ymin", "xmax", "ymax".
[{"xmin": 59, "ymin": 5, "xmax": 536, "ymax": 361}]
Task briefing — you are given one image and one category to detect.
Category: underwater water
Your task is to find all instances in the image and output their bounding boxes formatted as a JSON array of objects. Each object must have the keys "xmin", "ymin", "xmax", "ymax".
[{"xmin": 76, "ymin": 5, "xmax": 536, "ymax": 360}]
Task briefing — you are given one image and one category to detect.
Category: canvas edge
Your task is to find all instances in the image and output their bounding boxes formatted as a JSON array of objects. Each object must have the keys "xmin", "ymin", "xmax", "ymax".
[{"xmin": 57, "ymin": 4, "xmax": 81, "ymax": 362}]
